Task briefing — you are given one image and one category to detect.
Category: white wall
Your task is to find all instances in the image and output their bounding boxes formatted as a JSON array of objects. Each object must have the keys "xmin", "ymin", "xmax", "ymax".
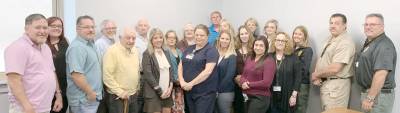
[
  {"xmin": 65, "ymin": 0, "xmax": 222, "ymax": 41},
  {"xmin": 221, "ymin": 0, "xmax": 399, "ymax": 113},
  {"xmin": 0, "ymin": 1, "xmax": 52, "ymax": 112},
  {"xmin": 0, "ymin": 0, "xmax": 52, "ymax": 72},
  {"xmin": 69, "ymin": 0, "xmax": 399, "ymax": 113}
]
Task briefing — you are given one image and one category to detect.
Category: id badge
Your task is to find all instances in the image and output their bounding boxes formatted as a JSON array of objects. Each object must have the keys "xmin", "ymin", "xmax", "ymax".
[
  {"xmin": 273, "ymin": 86, "xmax": 281, "ymax": 92},
  {"xmin": 186, "ymin": 53, "xmax": 194, "ymax": 59},
  {"xmin": 355, "ymin": 62, "xmax": 359, "ymax": 67}
]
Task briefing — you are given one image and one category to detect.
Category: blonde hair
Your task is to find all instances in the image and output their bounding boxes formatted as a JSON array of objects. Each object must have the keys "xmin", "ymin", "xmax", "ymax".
[
  {"xmin": 269, "ymin": 32, "xmax": 294, "ymax": 55},
  {"xmin": 216, "ymin": 31, "xmax": 237, "ymax": 58},
  {"xmin": 219, "ymin": 19, "xmax": 235, "ymax": 35},
  {"xmin": 147, "ymin": 28, "xmax": 165, "ymax": 54},
  {"xmin": 264, "ymin": 19, "xmax": 279, "ymax": 37},
  {"xmin": 291, "ymin": 25, "xmax": 310, "ymax": 48}
]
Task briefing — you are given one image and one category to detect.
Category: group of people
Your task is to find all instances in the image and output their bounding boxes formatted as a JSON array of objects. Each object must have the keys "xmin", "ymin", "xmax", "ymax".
[{"xmin": 4, "ymin": 10, "xmax": 396, "ymax": 113}]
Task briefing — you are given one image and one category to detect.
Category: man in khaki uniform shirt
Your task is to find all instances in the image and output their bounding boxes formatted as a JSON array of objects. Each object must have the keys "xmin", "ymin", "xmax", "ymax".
[{"xmin": 312, "ymin": 13, "xmax": 356, "ymax": 111}]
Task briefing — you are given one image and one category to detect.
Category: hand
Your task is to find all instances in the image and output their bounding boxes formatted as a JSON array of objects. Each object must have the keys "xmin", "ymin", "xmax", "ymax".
[
  {"xmin": 311, "ymin": 72, "xmax": 320, "ymax": 81},
  {"xmin": 87, "ymin": 91, "xmax": 97, "ymax": 102},
  {"xmin": 182, "ymin": 82, "xmax": 193, "ymax": 91},
  {"xmin": 289, "ymin": 96, "xmax": 297, "ymax": 107},
  {"xmin": 241, "ymin": 82, "xmax": 250, "ymax": 90},
  {"xmin": 52, "ymin": 93, "xmax": 63, "ymax": 112},
  {"xmin": 118, "ymin": 91, "xmax": 129, "ymax": 99},
  {"xmin": 162, "ymin": 85, "xmax": 173, "ymax": 99},
  {"xmin": 312, "ymin": 79, "xmax": 322, "ymax": 86},
  {"xmin": 362, "ymin": 99, "xmax": 374, "ymax": 111}
]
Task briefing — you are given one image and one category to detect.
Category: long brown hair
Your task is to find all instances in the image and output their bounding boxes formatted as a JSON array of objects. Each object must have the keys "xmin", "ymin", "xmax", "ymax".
[{"xmin": 46, "ymin": 17, "xmax": 68, "ymax": 57}]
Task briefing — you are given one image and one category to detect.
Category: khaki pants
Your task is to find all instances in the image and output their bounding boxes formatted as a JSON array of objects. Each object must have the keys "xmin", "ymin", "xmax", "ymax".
[
  {"xmin": 320, "ymin": 79, "xmax": 351, "ymax": 110},
  {"xmin": 361, "ymin": 89, "xmax": 394, "ymax": 113}
]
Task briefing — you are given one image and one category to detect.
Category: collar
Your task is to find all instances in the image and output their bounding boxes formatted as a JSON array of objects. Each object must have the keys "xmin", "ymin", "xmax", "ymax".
[
  {"xmin": 76, "ymin": 36, "xmax": 94, "ymax": 46},
  {"xmin": 116, "ymin": 42, "xmax": 135, "ymax": 54},
  {"xmin": 23, "ymin": 34, "xmax": 42, "ymax": 50},
  {"xmin": 329, "ymin": 31, "xmax": 348, "ymax": 43}
]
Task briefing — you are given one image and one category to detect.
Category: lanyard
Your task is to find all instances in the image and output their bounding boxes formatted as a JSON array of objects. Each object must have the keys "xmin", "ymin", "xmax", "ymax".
[
  {"xmin": 361, "ymin": 38, "xmax": 377, "ymax": 52},
  {"xmin": 320, "ymin": 42, "xmax": 331, "ymax": 58}
]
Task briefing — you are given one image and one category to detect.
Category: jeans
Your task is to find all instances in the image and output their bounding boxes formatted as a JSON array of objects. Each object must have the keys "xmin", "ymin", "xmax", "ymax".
[
  {"xmin": 70, "ymin": 101, "xmax": 100, "ymax": 113},
  {"xmin": 361, "ymin": 89, "xmax": 395, "ymax": 113}
]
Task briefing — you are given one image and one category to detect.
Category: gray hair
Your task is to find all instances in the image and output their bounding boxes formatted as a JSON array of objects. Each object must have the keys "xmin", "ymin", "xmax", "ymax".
[
  {"xmin": 100, "ymin": 19, "xmax": 115, "ymax": 29},
  {"xmin": 25, "ymin": 13, "xmax": 46, "ymax": 26},
  {"xmin": 76, "ymin": 15, "xmax": 94, "ymax": 25},
  {"xmin": 366, "ymin": 13, "xmax": 384, "ymax": 24}
]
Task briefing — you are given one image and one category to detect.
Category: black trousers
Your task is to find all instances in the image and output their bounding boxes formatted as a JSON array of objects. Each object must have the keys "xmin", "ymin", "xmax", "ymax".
[
  {"xmin": 185, "ymin": 92, "xmax": 216, "ymax": 113},
  {"xmin": 246, "ymin": 95, "xmax": 270, "ymax": 113},
  {"xmin": 107, "ymin": 93, "xmax": 139, "ymax": 113}
]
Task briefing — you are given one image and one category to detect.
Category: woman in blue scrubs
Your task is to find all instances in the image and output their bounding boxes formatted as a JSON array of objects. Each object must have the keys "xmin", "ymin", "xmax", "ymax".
[{"xmin": 178, "ymin": 24, "xmax": 219, "ymax": 113}]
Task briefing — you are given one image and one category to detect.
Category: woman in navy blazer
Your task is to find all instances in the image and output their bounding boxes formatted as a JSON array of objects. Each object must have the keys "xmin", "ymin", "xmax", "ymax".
[{"xmin": 214, "ymin": 31, "xmax": 237, "ymax": 113}]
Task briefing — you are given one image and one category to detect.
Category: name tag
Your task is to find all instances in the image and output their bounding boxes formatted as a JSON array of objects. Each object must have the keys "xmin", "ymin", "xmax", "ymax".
[
  {"xmin": 185, "ymin": 53, "xmax": 194, "ymax": 59},
  {"xmin": 273, "ymin": 86, "xmax": 281, "ymax": 92},
  {"xmin": 363, "ymin": 47, "xmax": 369, "ymax": 52}
]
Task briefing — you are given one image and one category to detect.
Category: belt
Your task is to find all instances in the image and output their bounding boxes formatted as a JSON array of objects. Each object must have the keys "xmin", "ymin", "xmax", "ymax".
[
  {"xmin": 321, "ymin": 77, "xmax": 348, "ymax": 82},
  {"xmin": 362, "ymin": 88, "xmax": 393, "ymax": 93}
]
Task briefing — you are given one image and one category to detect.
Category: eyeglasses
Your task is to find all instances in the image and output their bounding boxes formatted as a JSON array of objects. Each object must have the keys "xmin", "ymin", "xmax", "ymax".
[
  {"xmin": 79, "ymin": 25, "xmax": 96, "ymax": 29},
  {"xmin": 49, "ymin": 25, "xmax": 62, "ymax": 29},
  {"xmin": 275, "ymin": 39, "xmax": 287, "ymax": 43},
  {"xmin": 363, "ymin": 23, "xmax": 382, "ymax": 27},
  {"xmin": 104, "ymin": 27, "xmax": 117, "ymax": 30}
]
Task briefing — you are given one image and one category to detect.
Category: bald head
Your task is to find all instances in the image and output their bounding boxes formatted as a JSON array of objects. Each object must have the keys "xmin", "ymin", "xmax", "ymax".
[
  {"xmin": 136, "ymin": 18, "xmax": 150, "ymax": 37},
  {"xmin": 120, "ymin": 27, "xmax": 136, "ymax": 49}
]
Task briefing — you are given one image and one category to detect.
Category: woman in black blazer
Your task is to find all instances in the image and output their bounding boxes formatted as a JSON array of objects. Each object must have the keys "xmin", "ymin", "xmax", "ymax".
[{"xmin": 142, "ymin": 28, "xmax": 174, "ymax": 113}]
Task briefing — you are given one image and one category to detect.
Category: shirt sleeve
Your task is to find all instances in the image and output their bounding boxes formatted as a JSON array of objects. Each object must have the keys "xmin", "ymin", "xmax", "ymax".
[
  {"xmin": 206, "ymin": 46, "xmax": 219, "ymax": 63},
  {"xmin": 5, "ymin": 45, "xmax": 28, "ymax": 75},
  {"xmin": 332, "ymin": 39, "xmax": 355, "ymax": 64},
  {"xmin": 102, "ymin": 47, "xmax": 124, "ymax": 96},
  {"xmin": 66, "ymin": 46, "xmax": 87, "ymax": 74},
  {"xmin": 373, "ymin": 43, "xmax": 395, "ymax": 71}
]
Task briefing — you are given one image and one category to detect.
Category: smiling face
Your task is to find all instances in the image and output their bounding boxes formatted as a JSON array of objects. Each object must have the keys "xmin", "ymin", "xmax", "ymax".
[
  {"xmin": 166, "ymin": 32, "xmax": 177, "ymax": 47},
  {"xmin": 77, "ymin": 18, "xmax": 96, "ymax": 40},
  {"xmin": 246, "ymin": 21, "xmax": 257, "ymax": 33},
  {"xmin": 25, "ymin": 18, "xmax": 49, "ymax": 45},
  {"xmin": 253, "ymin": 40, "xmax": 266, "ymax": 56},
  {"xmin": 211, "ymin": 13, "xmax": 221, "ymax": 25},
  {"xmin": 265, "ymin": 22, "xmax": 277, "ymax": 36},
  {"xmin": 194, "ymin": 28, "xmax": 208, "ymax": 46},
  {"xmin": 239, "ymin": 27, "xmax": 250, "ymax": 43},
  {"xmin": 218, "ymin": 32, "xmax": 231, "ymax": 49},
  {"xmin": 364, "ymin": 16, "xmax": 384, "ymax": 39},
  {"xmin": 151, "ymin": 33, "xmax": 164, "ymax": 49},
  {"xmin": 292, "ymin": 28, "xmax": 305, "ymax": 44},
  {"xmin": 102, "ymin": 21, "xmax": 117, "ymax": 39},
  {"xmin": 48, "ymin": 19, "xmax": 62, "ymax": 38},
  {"xmin": 120, "ymin": 28, "xmax": 136, "ymax": 49},
  {"xmin": 274, "ymin": 34, "xmax": 288, "ymax": 51}
]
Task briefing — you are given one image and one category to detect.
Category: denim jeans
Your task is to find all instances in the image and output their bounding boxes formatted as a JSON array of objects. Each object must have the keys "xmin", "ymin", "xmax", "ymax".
[
  {"xmin": 70, "ymin": 101, "xmax": 100, "ymax": 113},
  {"xmin": 361, "ymin": 89, "xmax": 394, "ymax": 113}
]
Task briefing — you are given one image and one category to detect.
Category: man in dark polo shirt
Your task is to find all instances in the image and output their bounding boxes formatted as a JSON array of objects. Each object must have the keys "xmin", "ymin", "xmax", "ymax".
[{"xmin": 355, "ymin": 13, "xmax": 397, "ymax": 113}]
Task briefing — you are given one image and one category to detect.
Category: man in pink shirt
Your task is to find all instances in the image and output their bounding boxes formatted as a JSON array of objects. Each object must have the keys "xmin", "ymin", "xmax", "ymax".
[{"xmin": 4, "ymin": 13, "xmax": 63, "ymax": 113}]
